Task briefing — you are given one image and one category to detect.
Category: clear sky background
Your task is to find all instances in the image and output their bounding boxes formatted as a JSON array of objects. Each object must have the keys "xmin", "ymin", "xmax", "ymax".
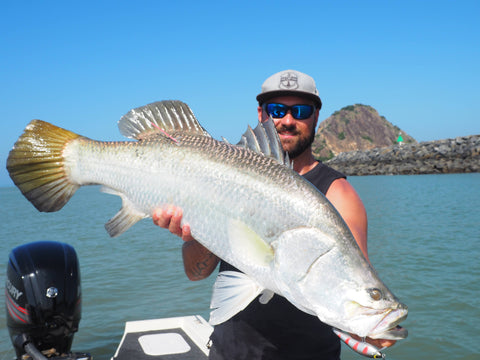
[{"xmin": 1, "ymin": 0, "xmax": 478, "ymax": 187}]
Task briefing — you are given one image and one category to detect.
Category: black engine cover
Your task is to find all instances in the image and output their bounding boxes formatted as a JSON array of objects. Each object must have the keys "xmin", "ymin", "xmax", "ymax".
[{"xmin": 6, "ymin": 241, "xmax": 82, "ymax": 358}]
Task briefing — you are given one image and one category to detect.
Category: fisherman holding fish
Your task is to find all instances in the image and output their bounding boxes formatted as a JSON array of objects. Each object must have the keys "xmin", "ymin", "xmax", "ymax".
[
  {"xmin": 153, "ymin": 70, "xmax": 396, "ymax": 359},
  {"xmin": 8, "ymin": 69, "xmax": 407, "ymax": 360}
]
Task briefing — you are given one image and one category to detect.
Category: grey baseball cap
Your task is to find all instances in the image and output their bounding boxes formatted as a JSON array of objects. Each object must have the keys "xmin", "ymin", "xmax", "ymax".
[{"xmin": 256, "ymin": 70, "xmax": 322, "ymax": 109}]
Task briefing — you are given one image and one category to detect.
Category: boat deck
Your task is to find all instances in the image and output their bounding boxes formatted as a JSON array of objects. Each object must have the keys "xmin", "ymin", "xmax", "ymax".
[{"xmin": 112, "ymin": 315, "xmax": 213, "ymax": 360}]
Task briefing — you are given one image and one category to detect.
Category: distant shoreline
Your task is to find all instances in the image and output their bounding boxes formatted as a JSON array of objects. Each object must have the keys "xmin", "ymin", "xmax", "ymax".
[{"xmin": 325, "ymin": 135, "xmax": 480, "ymax": 176}]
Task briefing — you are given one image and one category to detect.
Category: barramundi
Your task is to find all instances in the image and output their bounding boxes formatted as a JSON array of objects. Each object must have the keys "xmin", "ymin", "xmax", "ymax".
[{"xmin": 6, "ymin": 100, "xmax": 407, "ymax": 342}]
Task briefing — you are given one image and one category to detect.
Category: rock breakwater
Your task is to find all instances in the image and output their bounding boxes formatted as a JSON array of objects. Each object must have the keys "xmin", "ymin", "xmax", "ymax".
[{"xmin": 325, "ymin": 135, "xmax": 480, "ymax": 176}]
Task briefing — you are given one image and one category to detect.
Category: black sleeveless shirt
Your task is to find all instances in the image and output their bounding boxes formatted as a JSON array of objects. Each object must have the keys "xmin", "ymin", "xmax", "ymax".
[{"xmin": 209, "ymin": 162, "xmax": 346, "ymax": 360}]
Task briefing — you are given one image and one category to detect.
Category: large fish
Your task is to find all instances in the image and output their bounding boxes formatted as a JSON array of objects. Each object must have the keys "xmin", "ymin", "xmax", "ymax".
[{"xmin": 6, "ymin": 100, "xmax": 407, "ymax": 340}]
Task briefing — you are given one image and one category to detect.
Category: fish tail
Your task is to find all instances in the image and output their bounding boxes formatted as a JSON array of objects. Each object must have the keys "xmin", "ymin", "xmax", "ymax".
[{"xmin": 7, "ymin": 120, "xmax": 82, "ymax": 212}]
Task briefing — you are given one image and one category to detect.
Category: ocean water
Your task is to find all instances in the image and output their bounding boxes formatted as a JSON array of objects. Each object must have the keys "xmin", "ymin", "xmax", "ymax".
[{"xmin": 0, "ymin": 173, "xmax": 479, "ymax": 360}]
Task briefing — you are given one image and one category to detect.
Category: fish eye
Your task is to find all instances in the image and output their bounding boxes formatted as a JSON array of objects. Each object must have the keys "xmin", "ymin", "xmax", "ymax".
[{"xmin": 368, "ymin": 288, "xmax": 383, "ymax": 301}]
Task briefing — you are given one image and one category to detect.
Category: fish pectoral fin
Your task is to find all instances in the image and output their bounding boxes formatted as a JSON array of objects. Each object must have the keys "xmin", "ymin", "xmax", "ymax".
[
  {"xmin": 102, "ymin": 187, "xmax": 147, "ymax": 237},
  {"xmin": 209, "ymin": 271, "xmax": 264, "ymax": 325},
  {"xmin": 228, "ymin": 219, "xmax": 274, "ymax": 267}
]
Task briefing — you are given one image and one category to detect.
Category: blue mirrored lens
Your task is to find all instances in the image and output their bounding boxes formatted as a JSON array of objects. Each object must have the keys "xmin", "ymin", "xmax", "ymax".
[
  {"xmin": 265, "ymin": 103, "xmax": 314, "ymax": 120},
  {"xmin": 266, "ymin": 103, "xmax": 287, "ymax": 118},
  {"xmin": 291, "ymin": 105, "xmax": 314, "ymax": 119}
]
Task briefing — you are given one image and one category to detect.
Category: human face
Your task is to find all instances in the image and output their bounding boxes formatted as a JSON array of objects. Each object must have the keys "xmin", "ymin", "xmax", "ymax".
[{"xmin": 258, "ymin": 95, "xmax": 319, "ymax": 159}]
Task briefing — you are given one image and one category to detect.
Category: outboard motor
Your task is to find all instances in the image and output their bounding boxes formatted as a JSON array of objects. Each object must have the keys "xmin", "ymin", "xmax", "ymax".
[{"xmin": 5, "ymin": 241, "xmax": 91, "ymax": 360}]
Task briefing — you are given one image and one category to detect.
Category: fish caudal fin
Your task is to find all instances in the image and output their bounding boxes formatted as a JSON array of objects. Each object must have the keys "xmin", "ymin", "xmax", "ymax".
[{"xmin": 7, "ymin": 120, "xmax": 81, "ymax": 212}]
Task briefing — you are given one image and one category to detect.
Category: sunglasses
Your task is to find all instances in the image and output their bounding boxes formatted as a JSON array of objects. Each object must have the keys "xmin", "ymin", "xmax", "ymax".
[{"xmin": 264, "ymin": 103, "xmax": 315, "ymax": 120}]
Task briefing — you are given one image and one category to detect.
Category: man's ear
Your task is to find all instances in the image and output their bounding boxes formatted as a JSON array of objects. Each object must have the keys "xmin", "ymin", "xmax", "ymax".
[{"xmin": 257, "ymin": 105, "xmax": 264, "ymax": 122}]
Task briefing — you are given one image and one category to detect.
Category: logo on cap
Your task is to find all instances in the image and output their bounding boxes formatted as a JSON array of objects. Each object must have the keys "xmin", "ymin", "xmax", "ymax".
[{"xmin": 279, "ymin": 72, "xmax": 299, "ymax": 90}]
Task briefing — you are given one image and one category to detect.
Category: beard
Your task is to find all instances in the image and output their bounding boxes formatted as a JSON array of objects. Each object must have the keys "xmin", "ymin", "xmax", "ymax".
[{"xmin": 277, "ymin": 125, "xmax": 316, "ymax": 159}]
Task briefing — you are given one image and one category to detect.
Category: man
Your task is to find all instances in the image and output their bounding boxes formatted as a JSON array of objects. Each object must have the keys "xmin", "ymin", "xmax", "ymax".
[{"xmin": 153, "ymin": 70, "xmax": 394, "ymax": 359}]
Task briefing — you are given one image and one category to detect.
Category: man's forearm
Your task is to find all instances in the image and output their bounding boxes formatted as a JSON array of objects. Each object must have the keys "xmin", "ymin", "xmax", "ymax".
[{"xmin": 182, "ymin": 240, "xmax": 219, "ymax": 280}]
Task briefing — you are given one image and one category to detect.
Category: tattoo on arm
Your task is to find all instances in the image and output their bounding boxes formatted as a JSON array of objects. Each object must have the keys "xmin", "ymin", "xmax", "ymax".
[{"xmin": 191, "ymin": 251, "xmax": 216, "ymax": 280}]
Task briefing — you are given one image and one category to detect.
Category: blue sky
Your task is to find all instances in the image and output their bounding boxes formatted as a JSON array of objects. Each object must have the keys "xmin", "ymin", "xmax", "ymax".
[{"xmin": 1, "ymin": 0, "xmax": 479, "ymax": 187}]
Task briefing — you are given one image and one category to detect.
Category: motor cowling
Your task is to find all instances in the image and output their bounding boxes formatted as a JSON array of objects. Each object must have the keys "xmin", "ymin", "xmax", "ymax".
[{"xmin": 6, "ymin": 241, "xmax": 82, "ymax": 359}]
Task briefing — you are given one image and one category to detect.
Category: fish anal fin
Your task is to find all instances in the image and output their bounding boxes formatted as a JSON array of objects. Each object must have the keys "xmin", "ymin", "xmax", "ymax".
[
  {"xmin": 228, "ymin": 219, "xmax": 274, "ymax": 268},
  {"xmin": 102, "ymin": 187, "xmax": 147, "ymax": 237},
  {"xmin": 209, "ymin": 271, "xmax": 263, "ymax": 325}
]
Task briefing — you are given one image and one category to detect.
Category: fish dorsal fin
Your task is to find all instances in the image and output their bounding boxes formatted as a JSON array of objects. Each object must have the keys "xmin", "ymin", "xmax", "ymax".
[
  {"xmin": 237, "ymin": 116, "xmax": 291, "ymax": 167},
  {"xmin": 118, "ymin": 100, "xmax": 211, "ymax": 140}
]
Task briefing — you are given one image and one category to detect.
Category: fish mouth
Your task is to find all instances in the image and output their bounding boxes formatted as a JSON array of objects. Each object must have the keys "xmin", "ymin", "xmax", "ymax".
[
  {"xmin": 369, "ymin": 325, "xmax": 409, "ymax": 340},
  {"xmin": 340, "ymin": 300, "xmax": 407, "ymax": 339},
  {"xmin": 368, "ymin": 305, "xmax": 408, "ymax": 340}
]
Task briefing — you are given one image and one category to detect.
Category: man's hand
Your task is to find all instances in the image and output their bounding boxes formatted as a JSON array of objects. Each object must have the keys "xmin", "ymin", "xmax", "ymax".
[
  {"xmin": 152, "ymin": 206, "xmax": 219, "ymax": 280},
  {"xmin": 152, "ymin": 206, "xmax": 194, "ymax": 242}
]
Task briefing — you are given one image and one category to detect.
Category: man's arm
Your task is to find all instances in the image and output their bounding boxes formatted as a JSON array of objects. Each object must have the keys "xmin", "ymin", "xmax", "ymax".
[
  {"xmin": 152, "ymin": 207, "xmax": 219, "ymax": 281},
  {"xmin": 325, "ymin": 178, "xmax": 369, "ymax": 261},
  {"xmin": 182, "ymin": 240, "xmax": 219, "ymax": 281},
  {"xmin": 326, "ymin": 178, "xmax": 397, "ymax": 349}
]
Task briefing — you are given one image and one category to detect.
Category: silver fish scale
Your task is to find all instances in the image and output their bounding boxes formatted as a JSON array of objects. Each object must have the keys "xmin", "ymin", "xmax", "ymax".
[
  {"xmin": 68, "ymin": 133, "xmax": 326, "ymax": 272},
  {"xmin": 173, "ymin": 134, "xmax": 295, "ymax": 184}
]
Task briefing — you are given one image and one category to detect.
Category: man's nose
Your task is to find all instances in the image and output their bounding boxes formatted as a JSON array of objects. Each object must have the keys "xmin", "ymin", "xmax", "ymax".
[{"xmin": 278, "ymin": 111, "xmax": 296, "ymax": 126}]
